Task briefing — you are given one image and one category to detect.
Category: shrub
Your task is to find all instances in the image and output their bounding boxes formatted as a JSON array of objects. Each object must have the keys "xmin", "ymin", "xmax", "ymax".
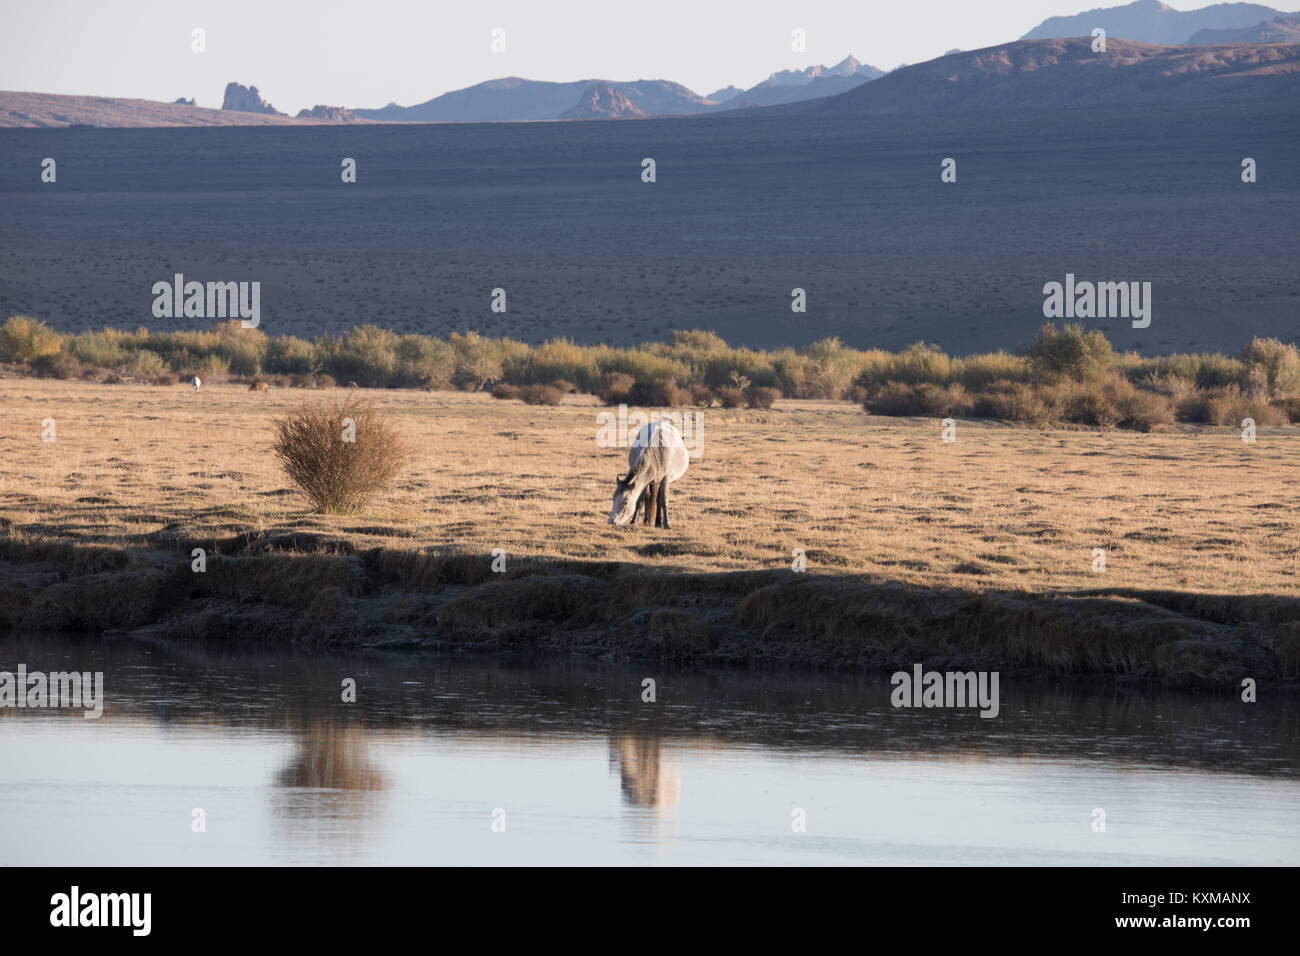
[
  {"xmin": 124, "ymin": 349, "xmax": 167, "ymax": 378},
  {"xmin": 668, "ymin": 329, "xmax": 729, "ymax": 354},
  {"xmin": 598, "ymin": 372, "xmax": 636, "ymax": 405},
  {"xmin": 714, "ymin": 385, "xmax": 745, "ymax": 408},
  {"xmin": 326, "ymin": 325, "xmax": 400, "ymax": 386},
  {"xmin": 862, "ymin": 383, "xmax": 914, "ymax": 417},
  {"xmin": 525, "ymin": 339, "xmax": 598, "ymax": 389},
  {"xmin": 67, "ymin": 329, "xmax": 130, "ymax": 369},
  {"xmin": 491, "ymin": 384, "xmax": 521, "ymax": 401},
  {"xmin": 1202, "ymin": 385, "xmax": 1287, "ymax": 427},
  {"xmin": 518, "ymin": 384, "xmax": 564, "ymax": 406},
  {"xmin": 1071, "ymin": 391, "xmax": 1122, "ymax": 430},
  {"xmin": 449, "ymin": 330, "xmax": 505, "ymax": 390},
  {"xmin": 688, "ymin": 384, "xmax": 715, "ymax": 407},
  {"xmin": 1276, "ymin": 395, "xmax": 1300, "ymax": 423},
  {"xmin": 627, "ymin": 379, "xmax": 683, "ymax": 407},
  {"xmin": 955, "ymin": 351, "xmax": 1029, "ymax": 389},
  {"xmin": 1021, "ymin": 323, "xmax": 1114, "ymax": 382},
  {"xmin": 195, "ymin": 353, "xmax": 231, "ymax": 380},
  {"xmin": 1116, "ymin": 388, "xmax": 1175, "ymax": 431},
  {"xmin": 745, "ymin": 386, "xmax": 781, "ymax": 409},
  {"xmin": 864, "ymin": 382, "xmax": 971, "ymax": 418},
  {"xmin": 32, "ymin": 351, "xmax": 83, "ymax": 380},
  {"xmin": 792, "ymin": 341, "xmax": 861, "ymax": 398},
  {"xmin": 1239, "ymin": 337, "xmax": 1300, "ymax": 398},
  {"xmin": 891, "ymin": 341, "xmax": 954, "ymax": 385},
  {"xmin": 1053, "ymin": 374, "xmax": 1175, "ymax": 431},
  {"xmin": 394, "ymin": 335, "xmax": 455, "ymax": 387},
  {"xmin": 0, "ymin": 316, "xmax": 63, "ymax": 363},
  {"xmin": 1139, "ymin": 371, "xmax": 1196, "ymax": 404},
  {"xmin": 601, "ymin": 348, "xmax": 691, "ymax": 387},
  {"xmin": 971, "ymin": 381, "xmax": 1052, "ymax": 424},
  {"xmin": 271, "ymin": 398, "xmax": 410, "ymax": 514},
  {"xmin": 264, "ymin": 336, "xmax": 316, "ymax": 375}
]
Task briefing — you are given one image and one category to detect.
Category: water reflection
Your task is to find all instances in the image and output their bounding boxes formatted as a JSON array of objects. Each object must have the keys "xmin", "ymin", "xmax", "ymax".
[
  {"xmin": 609, "ymin": 733, "xmax": 679, "ymax": 811},
  {"xmin": 275, "ymin": 720, "xmax": 387, "ymax": 794},
  {"xmin": 2, "ymin": 633, "xmax": 1298, "ymax": 864}
]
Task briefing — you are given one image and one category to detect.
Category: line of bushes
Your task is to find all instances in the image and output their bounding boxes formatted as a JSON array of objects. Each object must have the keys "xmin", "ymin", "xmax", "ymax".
[{"xmin": 2, "ymin": 315, "xmax": 1298, "ymax": 428}]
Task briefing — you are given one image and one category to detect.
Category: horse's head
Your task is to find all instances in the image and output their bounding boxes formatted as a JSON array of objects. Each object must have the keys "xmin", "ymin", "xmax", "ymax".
[{"xmin": 609, "ymin": 473, "xmax": 640, "ymax": 525}]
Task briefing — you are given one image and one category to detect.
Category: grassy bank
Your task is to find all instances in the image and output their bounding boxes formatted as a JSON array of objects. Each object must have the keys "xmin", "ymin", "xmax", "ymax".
[
  {"xmin": 4, "ymin": 316, "xmax": 1300, "ymax": 430},
  {"xmin": 1, "ymin": 533, "xmax": 1296, "ymax": 689}
]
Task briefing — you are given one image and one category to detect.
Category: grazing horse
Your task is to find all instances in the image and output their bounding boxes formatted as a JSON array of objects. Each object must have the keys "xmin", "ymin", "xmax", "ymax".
[
  {"xmin": 609, "ymin": 421, "xmax": 689, "ymax": 528},
  {"xmin": 191, "ymin": 376, "xmax": 201, "ymax": 391},
  {"xmin": 249, "ymin": 381, "xmax": 269, "ymax": 392}
]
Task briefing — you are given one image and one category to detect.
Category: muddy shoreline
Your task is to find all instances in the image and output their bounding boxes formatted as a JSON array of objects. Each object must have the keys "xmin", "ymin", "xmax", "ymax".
[{"xmin": 2, "ymin": 530, "xmax": 1295, "ymax": 693}]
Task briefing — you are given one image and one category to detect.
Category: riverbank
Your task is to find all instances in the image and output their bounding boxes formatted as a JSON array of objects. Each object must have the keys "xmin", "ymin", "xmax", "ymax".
[{"xmin": 0, "ymin": 534, "xmax": 1296, "ymax": 689}]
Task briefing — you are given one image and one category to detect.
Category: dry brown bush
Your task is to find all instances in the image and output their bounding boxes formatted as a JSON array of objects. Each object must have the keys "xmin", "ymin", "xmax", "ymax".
[
  {"xmin": 975, "ymin": 382, "xmax": 1052, "ymax": 424},
  {"xmin": 689, "ymin": 384, "xmax": 715, "ymax": 407},
  {"xmin": 519, "ymin": 384, "xmax": 564, "ymax": 405},
  {"xmin": 745, "ymin": 386, "xmax": 782, "ymax": 409},
  {"xmin": 598, "ymin": 372, "xmax": 636, "ymax": 405},
  {"xmin": 627, "ymin": 380, "xmax": 683, "ymax": 407},
  {"xmin": 715, "ymin": 385, "xmax": 745, "ymax": 408},
  {"xmin": 271, "ymin": 397, "xmax": 410, "ymax": 514}
]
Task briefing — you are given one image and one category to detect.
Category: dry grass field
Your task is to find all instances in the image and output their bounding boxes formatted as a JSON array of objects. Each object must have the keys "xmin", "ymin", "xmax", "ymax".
[
  {"xmin": 1, "ymin": 376, "xmax": 1297, "ymax": 596},
  {"xmin": 2, "ymin": 375, "xmax": 1298, "ymax": 687}
]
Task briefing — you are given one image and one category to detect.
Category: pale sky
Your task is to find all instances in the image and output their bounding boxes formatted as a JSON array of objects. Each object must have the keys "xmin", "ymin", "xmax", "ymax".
[{"xmin": 2, "ymin": 0, "xmax": 1298, "ymax": 113}]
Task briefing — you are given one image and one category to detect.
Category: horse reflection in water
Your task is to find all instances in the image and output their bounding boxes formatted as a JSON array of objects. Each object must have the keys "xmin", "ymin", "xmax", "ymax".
[
  {"xmin": 275, "ymin": 721, "xmax": 386, "ymax": 794},
  {"xmin": 270, "ymin": 720, "xmax": 388, "ymax": 858},
  {"xmin": 609, "ymin": 733, "xmax": 680, "ymax": 816}
]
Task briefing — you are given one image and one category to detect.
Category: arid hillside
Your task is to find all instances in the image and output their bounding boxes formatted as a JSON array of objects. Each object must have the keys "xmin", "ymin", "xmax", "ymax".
[
  {"xmin": 759, "ymin": 38, "xmax": 1300, "ymax": 114},
  {"xmin": 0, "ymin": 91, "xmax": 368, "ymax": 128}
]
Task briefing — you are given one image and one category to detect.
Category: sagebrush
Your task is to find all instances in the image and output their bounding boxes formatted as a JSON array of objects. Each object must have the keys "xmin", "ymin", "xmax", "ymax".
[{"xmin": 271, "ymin": 398, "xmax": 409, "ymax": 513}]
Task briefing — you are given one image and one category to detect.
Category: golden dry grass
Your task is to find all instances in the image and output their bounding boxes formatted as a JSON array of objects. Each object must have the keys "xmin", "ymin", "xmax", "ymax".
[{"xmin": 1, "ymin": 376, "xmax": 1298, "ymax": 599}]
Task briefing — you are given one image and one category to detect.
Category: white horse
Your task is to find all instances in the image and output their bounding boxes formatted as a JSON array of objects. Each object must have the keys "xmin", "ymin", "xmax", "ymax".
[
  {"xmin": 191, "ymin": 376, "xmax": 201, "ymax": 391},
  {"xmin": 609, "ymin": 421, "xmax": 689, "ymax": 528}
]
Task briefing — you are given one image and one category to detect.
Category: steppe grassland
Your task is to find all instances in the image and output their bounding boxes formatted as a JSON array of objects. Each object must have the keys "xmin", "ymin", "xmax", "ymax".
[{"xmin": 1, "ymin": 377, "xmax": 1296, "ymax": 596}]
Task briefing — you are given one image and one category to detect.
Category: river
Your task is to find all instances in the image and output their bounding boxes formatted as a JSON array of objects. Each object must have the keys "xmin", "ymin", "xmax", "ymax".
[{"xmin": 1, "ymin": 633, "xmax": 1296, "ymax": 865}]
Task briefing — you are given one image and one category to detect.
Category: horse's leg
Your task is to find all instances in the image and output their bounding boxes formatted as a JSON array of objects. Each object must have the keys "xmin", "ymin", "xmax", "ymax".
[
  {"xmin": 631, "ymin": 485, "xmax": 645, "ymax": 524},
  {"xmin": 643, "ymin": 481, "xmax": 659, "ymax": 526},
  {"xmin": 657, "ymin": 480, "xmax": 670, "ymax": 529}
]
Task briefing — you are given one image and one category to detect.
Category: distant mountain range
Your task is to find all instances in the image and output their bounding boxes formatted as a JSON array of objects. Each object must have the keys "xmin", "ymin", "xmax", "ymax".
[
  {"xmin": 739, "ymin": 37, "xmax": 1300, "ymax": 115},
  {"xmin": 5, "ymin": 3, "xmax": 1300, "ymax": 128},
  {"xmin": 1021, "ymin": 0, "xmax": 1284, "ymax": 44},
  {"xmin": 1186, "ymin": 12, "xmax": 1300, "ymax": 43},
  {"xmin": 351, "ymin": 55, "xmax": 882, "ymax": 122}
]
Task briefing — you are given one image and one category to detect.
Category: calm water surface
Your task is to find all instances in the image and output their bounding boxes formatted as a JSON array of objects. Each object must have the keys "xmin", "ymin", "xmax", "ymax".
[{"xmin": 1, "ymin": 634, "xmax": 1296, "ymax": 866}]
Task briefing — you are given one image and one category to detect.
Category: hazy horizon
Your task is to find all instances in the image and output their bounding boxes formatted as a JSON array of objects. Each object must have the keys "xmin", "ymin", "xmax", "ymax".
[{"xmin": 6, "ymin": 0, "xmax": 1300, "ymax": 115}]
